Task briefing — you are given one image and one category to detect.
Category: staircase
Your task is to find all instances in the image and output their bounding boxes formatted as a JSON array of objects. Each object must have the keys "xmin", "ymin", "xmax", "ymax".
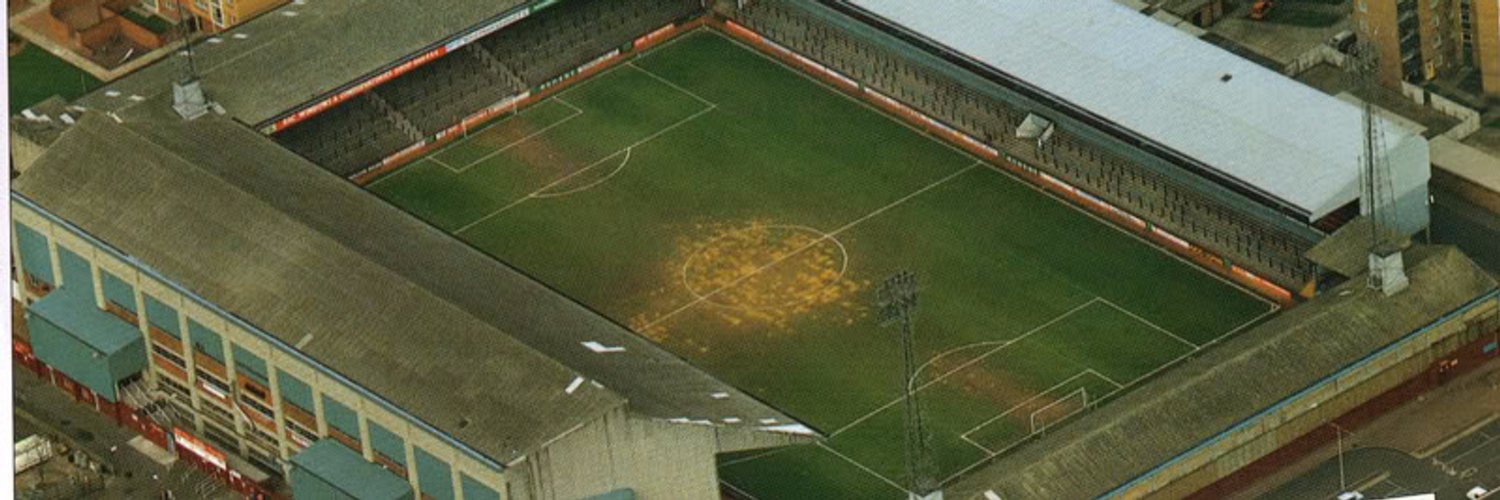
[{"xmin": 366, "ymin": 92, "xmax": 424, "ymax": 142}]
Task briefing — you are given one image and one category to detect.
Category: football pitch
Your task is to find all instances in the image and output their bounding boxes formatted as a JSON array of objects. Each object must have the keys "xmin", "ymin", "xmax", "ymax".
[{"xmin": 368, "ymin": 29, "xmax": 1277, "ymax": 499}]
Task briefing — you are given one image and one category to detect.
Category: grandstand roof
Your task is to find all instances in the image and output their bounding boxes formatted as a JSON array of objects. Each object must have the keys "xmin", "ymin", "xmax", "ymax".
[
  {"xmin": 844, "ymin": 0, "xmax": 1430, "ymax": 222},
  {"xmin": 14, "ymin": 112, "xmax": 809, "ymax": 466},
  {"xmin": 77, "ymin": 0, "xmax": 536, "ymax": 127},
  {"xmin": 947, "ymin": 244, "xmax": 1496, "ymax": 498}
]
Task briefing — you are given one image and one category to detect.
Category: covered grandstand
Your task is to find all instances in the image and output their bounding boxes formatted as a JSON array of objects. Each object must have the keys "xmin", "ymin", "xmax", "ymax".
[
  {"xmin": 272, "ymin": 0, "xmax": 699, "ymax": 175},
  {"xmin": 12, "ymin": 0, "xmax": 1498, "ymax": 498}
]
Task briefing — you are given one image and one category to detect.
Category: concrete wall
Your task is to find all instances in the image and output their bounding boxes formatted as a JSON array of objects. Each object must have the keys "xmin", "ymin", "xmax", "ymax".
[
  {"xmin": 1132, "ymin": 293, "xmax": 1500, "ymax": 499},
  {"xmin": 518, "ymin": 407, "xmax": 723, "ymax": 500}
]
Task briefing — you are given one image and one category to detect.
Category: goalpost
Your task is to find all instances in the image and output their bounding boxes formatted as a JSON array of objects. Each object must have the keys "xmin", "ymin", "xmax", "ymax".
[{"xmin": 1029, "ymin": 387, "xmax": 1089, "ymax": 435}]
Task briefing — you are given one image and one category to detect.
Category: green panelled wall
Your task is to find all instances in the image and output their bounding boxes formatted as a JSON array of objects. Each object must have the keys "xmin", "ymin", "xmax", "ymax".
[
  {"xmin": 323, "ymin": 396, "xmax": 361, "ymax": 440},
  {"xmin": 415, "ymin": 447, "xmax": 454, "ymax": 500},
  {"xmin": 292, "ymin": 440, "xmax": 413, "ymax": 500},
  {"xmin": 188, "ymin": 318, "xmax": 225, "ymax": 363},
  {"xmin": 15, "ymin": 222, "xmax": 53, "ymax": 285},
  {"xmin": 277, "ymin": 369, "xmax": 314, "ymax": 411},
  {"xmin": 100, "ymin": 270, "xmax": 135, "ymax": 312},
  {"xmin": 368, "ymin": 421, "xmax": 406, "ymax": 466},
  {"xmin": 143, "ymin": 294, "xmax": 180, "ymax": 337},
  {"xmin": 57, "ymin": 246, "xmax": 92, "ymax": 296},
  {"xmin": 233, "ymin": 345, "xmax": 268, "ymax": 385},
  {"xmin": 462, "ymin": 474, "xmax": 501, "ymax": 500}
]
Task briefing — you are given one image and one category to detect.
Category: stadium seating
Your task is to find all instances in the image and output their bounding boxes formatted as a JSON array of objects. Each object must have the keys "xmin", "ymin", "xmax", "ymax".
[
  {"xmin": 273, "ymin": 0, "xmax": 698, "ymax": 177},
  {"xmin": 733, "ymin": 0, "xmax": 1318, "ymax": 288}
]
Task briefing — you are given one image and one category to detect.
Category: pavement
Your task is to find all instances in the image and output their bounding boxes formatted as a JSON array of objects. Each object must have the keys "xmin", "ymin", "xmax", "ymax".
[
  {"xmin": 1240, "ymin": 361, "xmax": 1500, "ymax": 500},
  {"xmin": 13, "ymin": 365, "xmax": 239, "ymax": 500},
  {"xmin": 1259, "ymin": 419, "xmax": 1500, "ymax": 500}
]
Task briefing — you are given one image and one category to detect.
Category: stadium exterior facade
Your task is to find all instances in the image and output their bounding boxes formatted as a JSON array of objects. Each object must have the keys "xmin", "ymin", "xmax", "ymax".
[{"xmin": 9, "ymin": 0, "xmax": 1498, "ymax": 499}]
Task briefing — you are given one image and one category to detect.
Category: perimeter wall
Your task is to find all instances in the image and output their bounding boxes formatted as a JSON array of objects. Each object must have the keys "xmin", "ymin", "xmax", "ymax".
[{"xmin": 1120, "ymin": 290, "xmax": 1500, "ymax": 498}]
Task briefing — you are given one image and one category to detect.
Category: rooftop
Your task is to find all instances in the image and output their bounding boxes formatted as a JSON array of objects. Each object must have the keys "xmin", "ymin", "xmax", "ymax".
[
  {"xmin": 845, "ymin": 0, "xmax": 1429, "ymax": 221},
  {"xmin": 948, "ymin": 244, "xmax": 1496, "ymax": 498},
  {"xmin": 14, "ymin": 112, "xmax": 807, "ymax": 466},
  {"xmin": 76, "ymin": 0, "xmax": 535, "ymax": 127}
]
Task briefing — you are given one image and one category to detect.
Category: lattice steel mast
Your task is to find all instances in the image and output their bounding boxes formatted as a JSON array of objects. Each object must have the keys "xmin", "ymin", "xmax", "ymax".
[
  {"xmin": 1347, "ymin": 39, "xmax": 1409, "ymax": 295},
  {"xmin": 878, "ymin": 270, "xmax": 937, "ymax": 498},
  {"xmin": 171, "ymin": 0, "xmax": 211, "ymax": 119}
]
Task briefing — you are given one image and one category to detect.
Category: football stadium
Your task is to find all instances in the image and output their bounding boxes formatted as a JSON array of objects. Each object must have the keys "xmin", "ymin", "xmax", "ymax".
[{"xmin": 9, "ymin": 0, "xmax": 1500, "ymax": 499}]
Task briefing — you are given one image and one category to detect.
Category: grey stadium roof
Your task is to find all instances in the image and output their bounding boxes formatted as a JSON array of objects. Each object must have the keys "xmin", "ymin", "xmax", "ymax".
[
  {"xmin": 846, "ymin": 0, "xmax": 1430, "ymax": 222},
  {"xmin": 947, "ymin": 244, "xmax": 1496, "ymax": 498},
  {"xmin": 77, "ymin": 0, "xmax": 534, "ymax": 127},
  {"xmin": 14, "ymin": 112, "xmax": 809, "ymax": 466}
]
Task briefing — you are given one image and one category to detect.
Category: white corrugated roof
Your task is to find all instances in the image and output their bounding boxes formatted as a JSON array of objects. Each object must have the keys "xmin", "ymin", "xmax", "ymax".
[{"xmin": 848, "ymin": 0, "xmax": 1428, "ymax": 220}]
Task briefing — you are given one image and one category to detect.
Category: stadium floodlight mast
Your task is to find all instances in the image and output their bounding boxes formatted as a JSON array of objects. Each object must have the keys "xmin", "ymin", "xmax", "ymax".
[
  {"xmin": 170, "ymin": 0, "xmax": 212, "ymax": 120},
  {"xmin": 1345, "ymin": 36, "xmax": 1409, "ymax": 296},
  {"xmin": 877, "ymin": 270, "xmax": 941, "ymax": 499}
]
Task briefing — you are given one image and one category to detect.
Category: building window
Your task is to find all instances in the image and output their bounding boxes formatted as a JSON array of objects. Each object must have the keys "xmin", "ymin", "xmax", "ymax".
[
  {"xmin": 144, "ymin": 295, "xmax": 181, "ymax": 339},
  {"xmin": 188, "ymin": 319, "xmax": 225, "ymax": 364},
  {"xmin": 152, "ymin": 344, "xmax": 187, "ymax": 368},
  {"xmin": 100, "ymin": 270, "xmax": 138, "ymax": 324},
  {"xmin": 15, "ymin": 223, "xmax": 55, "ymax": 290}
]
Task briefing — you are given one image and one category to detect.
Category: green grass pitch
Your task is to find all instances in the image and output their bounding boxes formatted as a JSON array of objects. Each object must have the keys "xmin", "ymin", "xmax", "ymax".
[{"xmin": 369, "ymin": 29, "xmax": 1275, "ymax": 499}]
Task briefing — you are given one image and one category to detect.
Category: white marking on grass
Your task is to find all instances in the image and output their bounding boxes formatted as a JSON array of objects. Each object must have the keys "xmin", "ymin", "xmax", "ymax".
[
  {"xmin": 294, "ymin": 334, "xmax": 314, "ymax": 349},
  {"xmin": 364, "ymin": 157, "xmax": 441, "ymax": 189},
  {"xmin": 428, "ymin": 155, "xmax": 458, "ymax": 171},
  {"xmin": 707, "ymin": 29, "xmax": 976, "ymax": 162},
  {"xmin": 961, "ymin": 433, "xmax": 997, "ymax": 455},
  {"xmin": 718, "ymin": 447, "xmax": 790, "ymax": 468},
  {"xmin": 710, "ymin": 392, "xmax": 731, "ymax": 400},
  {"xmin": 817, "ymin": 443, "xmax": 913, "ymax": 496},
  {"xmin": 958, "ymin": 370, "xmax": 1098, "ymax": 443},
  {"xmin": 720, "ymin": 480, "xmax": 762, "ymax": 500},
  {"xmin": 828, "ymin": 297, "xmax": 1098, "ymax": 439},
  {"xmin": 454, "ymin": 104, "xmax": 716, "ymax": 234},
  {"xmin": 642, "ymin": 161, "xmax": 981, "ymax": 331},
  {"xmin": 715, "ymin": 27, "xmax": 1281, "ymax": 316},
  {"xmin": 531, "ymin": 147, "xmax": 631, "ymax": 198},
  {"xmin": 439, "ymin": 98, "xmax": 586, "ymax": 173},
  {"xmin": 1091, "ymin": 368, "xmax": 1125, "ymax": 390},
  {"xmin": 1096, "ymin": 297, "xmax": 1198, "ymax": 349},
  {"xmin": 628, "ymin": 61, "xmax": 718, "ymax": 108},
  {"xmin": 564, "ymin": 376, "xmax": 585, "ymax": 394},
  {"xmin": 678, "ymin": 224, "xmax": 850, "ymax": 312},
  {"xmin": 904, "ymin": 298, "xmax": 1097, "ymax": 394}
]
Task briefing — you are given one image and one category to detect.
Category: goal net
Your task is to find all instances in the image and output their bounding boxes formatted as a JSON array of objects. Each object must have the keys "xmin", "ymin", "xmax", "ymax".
[{"xmin": 1029, "ymin": 387, "xmax": 1088, "ymax": 435}]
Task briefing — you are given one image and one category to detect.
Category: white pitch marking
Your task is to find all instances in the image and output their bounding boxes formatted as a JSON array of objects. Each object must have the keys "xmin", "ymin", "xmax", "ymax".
[
  {"xmin": 453, "ymin": 104, "xmax": 715, "ymax": 234},
  {"xmin": 1096, "ymin": 297, "xmax": 1199, "ymax": 349},
  {"xmin": 642, "ymin": 161, "xmax": 981, "ymax": 332}
]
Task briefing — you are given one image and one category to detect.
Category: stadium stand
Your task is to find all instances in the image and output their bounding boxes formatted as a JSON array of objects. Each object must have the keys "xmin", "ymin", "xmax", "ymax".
[
  {"xmin": 728, "ymin": 0, "xmax": 1322, "ymax": 290},
  {"xmin": 273, "ymin": 0, "xmax": 699, "ymax": 177}
]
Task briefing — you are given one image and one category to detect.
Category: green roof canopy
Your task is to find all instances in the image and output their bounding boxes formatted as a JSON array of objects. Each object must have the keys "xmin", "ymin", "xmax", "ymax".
[
  {"xmin": 27, "ymin": 286, "xmax": 146, "ymax": 401},
  {"xmin": 290, "ymin": 440, "xmax": 413, "ymax": 500}
]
